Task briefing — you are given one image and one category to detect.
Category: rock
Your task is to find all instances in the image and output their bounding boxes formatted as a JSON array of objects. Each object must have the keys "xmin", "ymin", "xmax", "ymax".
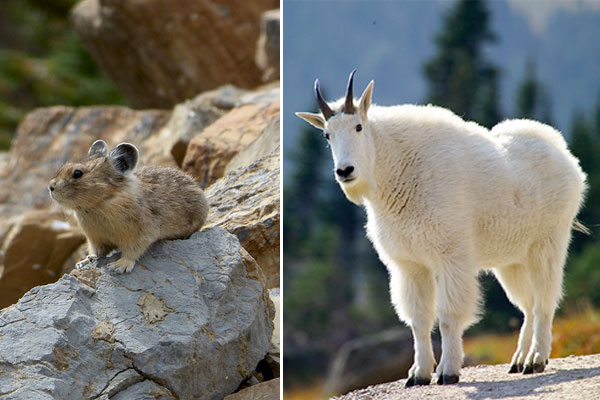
[
  {"xmin": 182, "ymin": 100, "xmax": 279, "ymax": 188},
  {"xmin": 190, "ymin": 82, "xmax": 280, "ymax": 113},
  {"xmin": 224, "ymin": 378, "xmax": 280, "ymax": 400},
  {"xmin": 255, "ymin": 9, "xmax": 280, "ymax": 82},
  {"xmin": 142, "ymin": 100, "xmax": 224, "ymax": 168},
  {"xmin": 71, "ymin": 0, "xmax": 278, "ymax": 109},
  {"xmin": 0, "ymin": 227, "xmax": 274, "ymax": 400},
  {"xmin": 226, "ymin": 114, "xmax": 280, "ymax": 174},
  {"xmin": 333, "ymin": 354, "xmax": 600, "ymax": 400},
  {"xmin": 325, "ymin": 328, "xmax": 441, "ymax": 396},
  {"xmin": 0, "ymin": 210, "xmax": 85, "ymax": 309},
  {"xmin": 265, "ymin": 288, "xmax": 280, "ymax": 378},
  {"xmin": 205, "ymin": 151, "xmax": 280, "ymax": 289}
]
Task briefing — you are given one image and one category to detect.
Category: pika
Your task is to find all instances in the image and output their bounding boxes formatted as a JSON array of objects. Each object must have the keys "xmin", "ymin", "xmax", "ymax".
[{"xmin": 49, "ymin": 140, "xmax": 209, "ymax": 273}]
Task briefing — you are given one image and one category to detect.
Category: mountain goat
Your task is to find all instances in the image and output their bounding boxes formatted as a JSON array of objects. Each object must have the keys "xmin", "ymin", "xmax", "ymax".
[{"xmin": 296, "ymin": 70, "xmax": 587, "ymax": 386}]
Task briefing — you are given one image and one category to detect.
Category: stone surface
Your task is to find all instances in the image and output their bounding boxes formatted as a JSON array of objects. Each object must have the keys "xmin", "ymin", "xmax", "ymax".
[
  {"xmin": 205, "ymin": 151, "xmax": 280, "ymax": 289},
  {"xmin": 71, "ymin": 0, "xmax": 278, "ymax": 109},
  {"xmin": 224, "ymin": 378, "xmax": 280, "ymax": 400},
  {"xmin": 0, "ymin": 227, "xmax": 274, "ymax": 400},
  {"xmin": 226, "ymin": 114, "xmax": 280, "ymax": 174},
  {"xmin": 255, "ymin": 9, "xmax": 280, "ymax": 82},
  {"xmin": 333, "ymin": 354, "xmax": 600, "ymax": 400},
  {"xmin": 325, "ymin": 328, "xmax": 441, "ymax": 397},
  {"xmin": 142, "ymin": 100, "xmax": 224, "ymax": 168},
  {"xmin": 182, "ymin": 100, "xmax": 279, "ymax": 188},
  {"xmin": 0, "ymin": 209, "xmax": 85, "ymax": 309}
]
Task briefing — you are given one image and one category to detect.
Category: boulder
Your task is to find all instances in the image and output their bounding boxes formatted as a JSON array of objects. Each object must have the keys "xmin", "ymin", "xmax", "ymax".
[
  {"xmin": 226, "ymin": 114, "xmax": 280, "ymax": 174},
  {"xmin": 0, "ymin": 227, "xmax": 274, "ymax": 400},
  {"xmin": 0, "ymin": 210, "xmax": 85, "ymax": 309},
  {"xmin": 205, "ymin": 151, "xmax": 280, "ymax": 289},
  {"xmin": 182, "ymin": 100, "xmax": 279, "ymax": 188},
  {"xmin": 255, "ymin": 9, "xmax": 280, "ymax": 82},
  {"xmin": 224, "ymin": 378, "xmax": 280, "ymax": 400},
  {"xmin": 71, "ymin": 0, "xmax": 278, "ymax": 109},
  {"xmin": 324, "ymin": 329, "xmax": 442, "ymax": 396}
]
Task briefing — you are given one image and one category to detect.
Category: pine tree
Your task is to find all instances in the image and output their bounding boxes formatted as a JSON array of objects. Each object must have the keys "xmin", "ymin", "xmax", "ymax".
[
  {"xmin": 423, "ymin": 0, "xmax": 502, "ymax": 127},
  {"xmin": 515, "ymin": 59, "xmax": 553, "ymax": 124}
]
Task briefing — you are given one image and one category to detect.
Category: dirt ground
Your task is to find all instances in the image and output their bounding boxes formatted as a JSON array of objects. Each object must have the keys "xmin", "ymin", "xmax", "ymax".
[{"xmin": 333, "ymin": 354, "xmax": 600, "ymax": 400}]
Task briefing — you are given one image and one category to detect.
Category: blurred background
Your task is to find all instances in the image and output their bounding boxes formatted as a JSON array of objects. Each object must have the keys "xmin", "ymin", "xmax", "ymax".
[
  {"xmin": 283, "ymin": 0, "xmax": 600, "ymax": 398},
  {"xmin": 0, "ymin": 0, "xmax": 125, "ymax": 149}
]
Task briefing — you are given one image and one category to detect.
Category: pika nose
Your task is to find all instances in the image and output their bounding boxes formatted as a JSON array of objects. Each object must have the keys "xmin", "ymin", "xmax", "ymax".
[
  {"xmin": 48, "ymin": 185, "xmax": 54, "ymax": 192},
  {"xmin": 336, "ymin": 165, "xmax": 355, "ymax": 179}
]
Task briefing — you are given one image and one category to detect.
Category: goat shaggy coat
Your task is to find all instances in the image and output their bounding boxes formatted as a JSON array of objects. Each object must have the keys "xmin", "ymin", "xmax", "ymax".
[{"xmin": 297, "ymin": 72, "xmax": 587, "ymax": 386}]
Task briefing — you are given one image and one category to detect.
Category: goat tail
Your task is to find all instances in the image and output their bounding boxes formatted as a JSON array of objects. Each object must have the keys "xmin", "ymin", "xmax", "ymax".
[{"xmin": 573, "ymin": 219, "xmax": 591, "ymax": 235}]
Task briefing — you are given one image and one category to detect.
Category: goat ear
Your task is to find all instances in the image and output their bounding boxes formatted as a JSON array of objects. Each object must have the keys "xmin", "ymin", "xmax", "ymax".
[
  {"xmin": 108, "ymin": 143, "xmax": 139, "ymax": 175},
  {"xmin": 296, "ymin": 112, "xmax": 326, "ymax": 130},
  {"xmin": 359, "ymin": 80, "xmax": 374, "ymax": 121},
  {"xmin": 88, "ymin": 140, "xmax": 108, "ymax": 158}
]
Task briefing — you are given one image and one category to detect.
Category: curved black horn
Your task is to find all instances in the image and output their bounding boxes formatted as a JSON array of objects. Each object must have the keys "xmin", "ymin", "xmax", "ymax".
[
  {"xmin": 314, "ymin": 79, "xmax": 333, "ymax": 120},
  {"xmin": 343, "ymin": 69, "xmax": 356, "ymax": 114}
]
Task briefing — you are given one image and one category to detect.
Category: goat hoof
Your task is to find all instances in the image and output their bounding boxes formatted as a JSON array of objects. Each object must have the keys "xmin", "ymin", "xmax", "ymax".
[
  {"xmin": 437, "ymin": 374, "xmax": 459, "ymax": 385},
  {"xmin": 405, "ymin": 376, "xmax": 430, "ymax": 387},
  {"xmin": 523, "ymin": 364, "xmax": 534, "ymax": 374},
  {"xmin": 508, "ymin": 363, "xmax": 523, "ymax": 373},
  {"xmin": 533, "ymin": 362, "xmax": 545, "ymax": 373}
]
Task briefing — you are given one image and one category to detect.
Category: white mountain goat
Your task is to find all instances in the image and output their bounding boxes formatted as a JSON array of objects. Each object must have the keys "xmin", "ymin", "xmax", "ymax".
[{"xmin": 296, "ymin": 70, "xmax": 587, "ymax": 386}]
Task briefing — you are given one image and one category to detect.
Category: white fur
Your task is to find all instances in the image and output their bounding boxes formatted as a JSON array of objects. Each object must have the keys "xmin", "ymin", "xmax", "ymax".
[{"xmin": 297, "ymin": 81, "xmax": 587, "ymax": 384}]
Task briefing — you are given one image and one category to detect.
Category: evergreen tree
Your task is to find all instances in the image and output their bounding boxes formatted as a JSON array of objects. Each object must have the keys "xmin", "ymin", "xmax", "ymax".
[
  {"xmin": 423, "ymin": 0, "xmax": 502, "ymax": 127},
  {"xmin": 515, "ymin": 59, "xmax": 553, "ymax": 124}
]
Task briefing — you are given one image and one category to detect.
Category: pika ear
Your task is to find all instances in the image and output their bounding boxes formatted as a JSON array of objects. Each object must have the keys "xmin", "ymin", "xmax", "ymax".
[
  {"xmin": 358, "ymin": 80, "xmax": 374, "ymax": 121},
  {"xmin": 296, "ymin": 112, "xmax": 325, "ymax": 130},
  {"xmin": 108, "ymin": 143, "xmax": 139, "ymax": 175},
  {"xmin": 88, "ymin": 140, "xmax": 108, "ymax": 158}
]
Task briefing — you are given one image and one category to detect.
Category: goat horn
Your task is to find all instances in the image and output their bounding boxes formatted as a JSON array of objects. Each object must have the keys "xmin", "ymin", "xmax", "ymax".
[
  {"xmin": 314, "ymin": 79, "xmax": 333, "ymax": 120},
  {"xmin": 344, "ymin": 69, "xmax": 356, "ymax": 114}
]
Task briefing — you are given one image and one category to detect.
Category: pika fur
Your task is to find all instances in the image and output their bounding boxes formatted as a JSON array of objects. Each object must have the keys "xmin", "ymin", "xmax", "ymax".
[{"xmin": 49, "ymin": 140, "xmax": 209, "ymax": 273}]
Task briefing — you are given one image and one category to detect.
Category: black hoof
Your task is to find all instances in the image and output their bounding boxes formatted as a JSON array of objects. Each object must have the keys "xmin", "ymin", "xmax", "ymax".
[
  {"xmin": 437, "ymin": 374, "xmax": 459, "ymax": 385},
  {"xmin": 523, "ymin": 364, "xmax": 533, "ymax": 374},
  {"xmin": 405, "ymin": 376, "xmax": 431, "ymax": 387},
  {"xmin": 533, "ymin": 362, "xmax": 545, "ymax": 373},
  {"xmin": 508, "ymin": 363, "xmax": 523, "ymax": 373}
]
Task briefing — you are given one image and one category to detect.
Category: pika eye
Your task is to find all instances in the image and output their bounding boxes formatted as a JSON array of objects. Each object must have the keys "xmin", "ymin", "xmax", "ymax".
[
  {"xmin": 356, "ymin": 124, "xmax": 362, "ymax": 132},
  {"xmin": 72, "ymin": 169, "xmax": 83, "ymax": 179},
  {"xmin": 324, "ymin": 132, "xmax": 330, "ymax": 140}
]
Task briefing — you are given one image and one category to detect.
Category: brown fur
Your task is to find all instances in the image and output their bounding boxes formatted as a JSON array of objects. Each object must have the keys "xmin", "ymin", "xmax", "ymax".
[{"xmin": 49, "ymin": 141, "xmax": 208, "ymax": 273}]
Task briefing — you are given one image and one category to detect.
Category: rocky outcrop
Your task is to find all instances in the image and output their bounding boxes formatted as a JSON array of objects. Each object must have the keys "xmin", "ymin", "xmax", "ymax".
[
  {"xmin": 0, "ymin": 82, "xmax": 280, "ymax": 309},
  {"xmin": 71, "ymin": 0, "xmax": 278, "ymax": 108},
  {"xmin": 0, "ymin": 227, "xmax": 274, "ymax": 400},
  {"xmin": 182, "ymin": 100, "xmax": 279, "ymax": 188},
  {"xmin": 205, "ymin": 151, "xmax": 280, "ymax": 289},
  {"xmin": 333, "ymin": 354, "xmax": 600, "ymax": 400}
]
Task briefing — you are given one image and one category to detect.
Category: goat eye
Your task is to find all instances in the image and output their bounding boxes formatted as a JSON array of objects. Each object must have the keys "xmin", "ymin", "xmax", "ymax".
[
  {"xmin": 72, "ymin": 169, "xmax": 83, "ymax": 179},
  {"xmin": 324, "ymin": 132, "xmax": 330, "ymax": 140},
  {"xmin": 356, "ymin": 124, "xmax": 362, "ymax": 132}
]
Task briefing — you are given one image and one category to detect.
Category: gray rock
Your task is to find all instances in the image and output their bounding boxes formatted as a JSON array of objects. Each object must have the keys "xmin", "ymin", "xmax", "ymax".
[{"xmin": 0, "ymin": 227, "xmax": 274, "ymax": 400}]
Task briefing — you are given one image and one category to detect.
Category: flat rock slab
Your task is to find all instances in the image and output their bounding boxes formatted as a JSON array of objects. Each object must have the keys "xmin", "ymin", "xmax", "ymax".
[
  {"xmin": 0, "ymin": 227, "xmax": 274, "ymax": 400},
  {"xmin": 333, "ymin": 354, "xmax": 600, "ymax": 400}
]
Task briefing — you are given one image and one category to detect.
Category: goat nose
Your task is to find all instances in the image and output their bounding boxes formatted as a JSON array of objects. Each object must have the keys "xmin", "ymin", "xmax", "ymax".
[
  {"xmin": 336, "ymin": 165, "xmax": 354, "ymax": 178},
  {"xmin": 48, "ymin": 185, "xmax": 54, "ymax": 192}
]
